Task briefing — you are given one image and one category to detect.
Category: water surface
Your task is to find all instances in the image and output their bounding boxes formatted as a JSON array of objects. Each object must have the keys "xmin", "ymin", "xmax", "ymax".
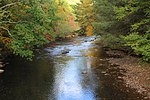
[{"xmin": 0, "ymin": 36, "xmax": 127, "ymax": 100}]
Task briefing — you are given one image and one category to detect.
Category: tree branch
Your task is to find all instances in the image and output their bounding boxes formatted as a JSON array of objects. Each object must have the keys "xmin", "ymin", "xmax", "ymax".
[
  {"xmin": 1, "ymin": 2, "xmax": 21, "ymax": 9},
  {"xmin": 0, "ymin": 21, "xmax": 18, "ymax": 24},
  {"xmin": 0, "ymin": 26, "xmax": 12, "ymax": 36},
  {"xmin": 0, "ymin": 21, "xmax": 28, "ymax": 24}
]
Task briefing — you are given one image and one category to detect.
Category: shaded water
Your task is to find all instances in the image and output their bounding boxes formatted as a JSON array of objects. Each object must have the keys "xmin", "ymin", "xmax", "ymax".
[{"xmin": 0, "ymin": 36, "xmax": 128, "ymax": 100}]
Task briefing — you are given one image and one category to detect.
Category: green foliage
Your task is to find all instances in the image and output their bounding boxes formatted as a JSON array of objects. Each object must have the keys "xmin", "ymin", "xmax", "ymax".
[
  {"xmin": 114, "ymin": 0, "xmax": 138, "ymax": 20},
  {"xmin": 114, "ymin": 0, "xmax": 150, "ymax": 61},
  {"xmin": 11, "ymin": 41, "xmax": 33, "ymax": 60},
  {"xmin": 11, "ymin": 23, "xmax": 49, "ymax": 59},
  {"xmin": 98, "ymin": 34, "xmax": 123, "ymax": 49},
  {"xmin": 93, "ymin": 0, "xmax": 117, "ymax": 33},
  {"xmin": 123, "ymin": 33, "xmax": 150, "ymax": 61},
  {"xmin": 0, "ymin": 0, "xmax": 77, "ymax": 60},
  {"xmin": 93, "ymin": 22, "xmax": 113, "ymax": 34},
  {"xmin": 93, "ymin": 0, "xmax": 150, "ymax": 62}
]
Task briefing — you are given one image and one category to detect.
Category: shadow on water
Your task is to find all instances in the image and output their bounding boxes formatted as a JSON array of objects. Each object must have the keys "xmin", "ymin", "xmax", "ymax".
[
  {"xmin": 0, "ymin": 57, "xmax": 56, "ymax": 100},
  {"xmin": 0, "ymin": 36, "xmax": 134, "ymax": 100}
]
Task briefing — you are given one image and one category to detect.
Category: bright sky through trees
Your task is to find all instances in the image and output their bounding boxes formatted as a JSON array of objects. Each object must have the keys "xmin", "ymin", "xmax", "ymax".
[{"xmin": 66, "ymin": 0, "xmax": 80, "ymax": 4}]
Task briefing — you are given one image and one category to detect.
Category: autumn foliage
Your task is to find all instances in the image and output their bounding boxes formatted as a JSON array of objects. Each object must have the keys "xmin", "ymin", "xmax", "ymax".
[
  {"xmin": 75, "ymin": 0, "xmax": 95, "ymax": 36},
  {"xmin": 0, "ymin": 0, "xmax": 77, "ymax": 59}
]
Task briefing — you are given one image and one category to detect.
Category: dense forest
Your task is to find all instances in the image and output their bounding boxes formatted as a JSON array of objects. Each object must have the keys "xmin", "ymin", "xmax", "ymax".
[
  {"xmin": 93, "ymin": 0, "xmax": 150, "ymax": 62},
  {"xmin": 0, "ymin": 0, "xmax": 78, "ymax": 60},
  {"xmin": 0, "ymin": 0, "xmax": 150, "ymax": 62}
]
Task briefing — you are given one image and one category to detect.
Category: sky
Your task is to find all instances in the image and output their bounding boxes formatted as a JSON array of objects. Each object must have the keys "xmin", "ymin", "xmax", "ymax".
[{"xmin": 66, "ymin": 0, "xmax": 80, "ymax": 4}]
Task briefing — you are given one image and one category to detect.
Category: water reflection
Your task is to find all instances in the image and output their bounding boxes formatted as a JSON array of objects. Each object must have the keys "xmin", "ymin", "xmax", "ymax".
[
  {"xmin": 0, "ymin": 58, "xmax": 55, "ymax": 100},
  {"xmin": 0, "ymin": 36, "xmax": 100, "ymax": 100},
  {"xmin": 52, "ymin": 57, "xmax": 96, "ymax": 100}
]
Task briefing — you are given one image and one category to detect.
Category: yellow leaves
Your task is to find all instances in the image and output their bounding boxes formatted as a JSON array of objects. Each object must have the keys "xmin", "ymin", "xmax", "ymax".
[
  {"xmin": 24, "ymin": 5, "xmax": 30, "ymax": 9},
  {"xmin": 84, "ymin": 52, "xmax": 95, "ymax": 57},
  {"xmin": 19, "ymin": 10, "xmax": 24, "ymax": 13},
  {"xmin": 17, "ymin": 5, "xmax": 31, "ymax": 17},
  {"xmin": 19, "ymin": 10, "xmax": 29, "ymax": 16},
  {"xmin": 0, "ymin": 31, "xmax": 12, "ymax": 44},
  {"xmin": 42, "ymin": 4, "xmax": 49, "ymax": 14},
  {"xmin": 19, "ymin": 10, "xmax": 26, "ymax": 15},
  {"xmin": 58, "ymin": 6, "xmax": 64, "ymax": 13},
  {"xmin": 86, "ymin": 25, "xmax": 93, "ymax": 30},
  {"xmin": 55, "ymin": 0, "xmax": 77, "ymax": 34},
  {"xmin": 54, "ymin": 0, "xmax": 59, "ymax": 4},
  {"xmin": 76, "ymin": 0, "xmax": 95, "ymax": 35},
  {"xmin": 86, "ymin": 25, "xmax": 93, "ymax": 36},
  {"xmin": 0, "ymin": 36, "xmax": 12, "ymax": 45},
  {"xmin": 86, "ymin": 31, "xmax": 93, "ymax": 36},
  {"xmin": 44, "ymin": 34, "xmax": 52, "ymax": 41},
  {"xmin": 89, "ymin": 19, "xmax": 95, "ymax": 22}
]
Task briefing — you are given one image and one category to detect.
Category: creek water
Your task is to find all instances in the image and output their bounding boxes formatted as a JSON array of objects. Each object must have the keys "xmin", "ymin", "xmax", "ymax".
[{"xmin": 0, "ymin": 36, "xmax": 129, "ymax": 100}]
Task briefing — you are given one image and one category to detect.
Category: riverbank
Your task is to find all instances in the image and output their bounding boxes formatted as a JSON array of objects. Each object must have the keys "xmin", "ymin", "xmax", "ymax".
[{"xmin": 99, "ymin": 48, "xmax": 150, "ymax": 99}]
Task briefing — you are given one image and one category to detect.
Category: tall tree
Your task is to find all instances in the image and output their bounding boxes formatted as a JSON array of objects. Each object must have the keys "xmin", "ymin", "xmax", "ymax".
[
  {"xmin": 54, "ymin": 0, "xmax": 77, "ymax": 38},
  {"xmin": 93, "ymin": 0, "xmax": 117, "ymax": 34},
  {"xmin": 75, "ymin": 0, "xmax": 94, "ymax": 36}
]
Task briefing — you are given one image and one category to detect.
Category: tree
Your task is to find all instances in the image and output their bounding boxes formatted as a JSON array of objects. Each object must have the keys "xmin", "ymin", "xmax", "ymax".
[
  {"xmin": 0, "ymin": 0, "xmax": 77, "ymax": 60},
  {"xmin": 114, "ymin": 0, "xmax": 150, "ymax": 61},
  {"xmin": 75, "ymin": 0, "xmax": 94, "ymax": 36},
  {"xmin": 93, "ymin": 0, "xmax": 117, "ymax": 34},
  {"xmin": 54, "ymin": 0, "xmax": 77, "ymax": 38},
  {"xmin": 92, "ymin": 0, "xmax": 150, "ymax": 61}
]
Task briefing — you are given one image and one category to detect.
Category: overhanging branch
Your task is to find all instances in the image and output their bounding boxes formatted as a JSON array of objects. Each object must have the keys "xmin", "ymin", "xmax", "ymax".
[
  {"xmin": 0, "ymin": 26, "xmax": 12, "ymax": 37},
  {"xmin": 1, "ymin": 2, "xmax": 21, "ymax": 9}
]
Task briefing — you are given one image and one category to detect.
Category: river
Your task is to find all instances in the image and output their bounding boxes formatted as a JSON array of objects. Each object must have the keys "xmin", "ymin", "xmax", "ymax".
[{"xmin": 0, "ymin": 36, "xmax": 130, "ymax": 100}]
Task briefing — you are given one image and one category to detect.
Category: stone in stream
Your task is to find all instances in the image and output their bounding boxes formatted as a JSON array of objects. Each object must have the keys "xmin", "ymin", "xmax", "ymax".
[
  {"xmin": 84, "ymin": 40, "xmax": 88, "ymax": 42},
  {"xmin": 90, "ymin": 39, "xmax": 95, "ymax": 42},
  {"xmin": 61, "ymin": 49, "xmax": 71, "ymax": 54},
  {"xmin": 101, "ymin": 71, "xmax": 106, "ymax": 74},
  {"xmin": 99, "ymin": 64, "xmax": 103, "ymax": 67},
  {"xmin": 104, "ymin": 73, "xmax": 109, "ymax": 76},
  {"xmin": 0, "ymin": 69, "xmax": 4, "ymax": 73},
  {"xmin": 0, "ymin": 64, "xmax": 5, "ymax": 68},
  {"xmin": 0, "ymin": 62, "xmax": 8, "ymax": 68},
  {"xmin": 0, "ymin": 64, "xmax": 4, "ymax": 68},
  {"xmin": 99, "ymin": 59, "xmax": 104, "ymax": 61},
  {"xmin": 147, "ymin": 78, "xmax": 150, "ymax": 80},
  {"xmin": 81, "ymin": 70, "xmax": 87, "ymax": 74},
  {"xmin": 117, "ymin": 76, "xmax": 122, "ymax": 79},
  {"xmin": 0, "ymin": 62, "xmax": 6, "ymax": 74}
]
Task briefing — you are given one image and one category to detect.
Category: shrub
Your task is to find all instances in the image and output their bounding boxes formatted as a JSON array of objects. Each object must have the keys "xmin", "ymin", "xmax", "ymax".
[{"xmin": 123, "ymin": 33, "xmax": 150, "ymax": 61}]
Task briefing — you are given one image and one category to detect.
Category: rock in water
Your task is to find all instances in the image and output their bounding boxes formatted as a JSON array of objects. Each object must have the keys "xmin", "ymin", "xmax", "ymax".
[
  {"xmin": 0, "ymin": 69, "xmax": 4, "ymax": 73},
  {"xmin": 0, "ymin": 64, "xmax": 5, "ymax": 68},
  {"xmin": 61, "ymin": 49, "xmax": 70, "ymax": 54},
  {"xmin": 82, "ymin": 71, "xmax": 87, "ymax": 74}
]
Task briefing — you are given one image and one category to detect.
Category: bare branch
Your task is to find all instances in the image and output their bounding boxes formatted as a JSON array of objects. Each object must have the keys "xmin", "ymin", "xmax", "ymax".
[
  {"xmin": 0, "ymin": 21, "xmax": 28, "ymax": 24},
  {"xmin": 1, "ymin": 2, "xmax": 21, "ymax": 9},
  {"xmin": 0, "ymin": 26, "xmax": 12, "ymax": 36},
  {"xmin": 0, "ymin": 21, "xmax": 18, "ymax": 24}
]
